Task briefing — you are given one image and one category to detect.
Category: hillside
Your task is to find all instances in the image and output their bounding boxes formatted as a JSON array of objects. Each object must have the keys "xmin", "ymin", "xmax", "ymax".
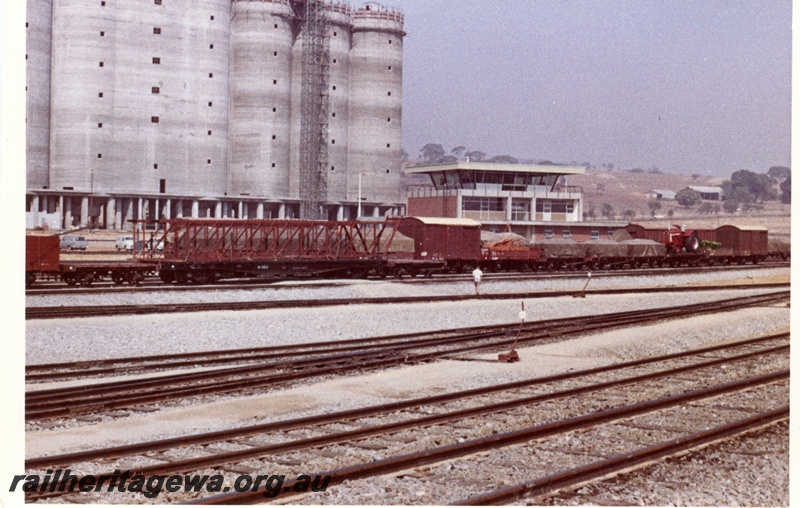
[{"xmin": 570, "ymin": 169, "xmax": 790, "ymax": 239}]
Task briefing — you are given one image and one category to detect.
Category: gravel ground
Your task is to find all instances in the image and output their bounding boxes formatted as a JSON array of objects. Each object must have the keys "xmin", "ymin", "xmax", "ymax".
[
  {"xmin": 23, "ymin": 269, "xmax": 791, "ymax": 505},
  {"xmin": 25, "ymin": 285, "xmax": 787, "ymax": 365},
  {"xmin": 24, "ymin": 267, "xmax": 788, "ymax": 308}
]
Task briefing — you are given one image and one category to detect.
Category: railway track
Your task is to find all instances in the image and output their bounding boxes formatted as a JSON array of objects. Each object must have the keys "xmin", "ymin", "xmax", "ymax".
[
  {"xmin": 25, "ymin": 292, "xmax": 789, "ymax": 423},
  {"xmin": 24, "ymin": 281, "xmax": 790, "ymax": 320},
  {"xmin": 25, "ymin": 332, "xmax": 789, "ymax": 503},
  {"xmin": 25, "ymin": 261, "xmax": 790, "ymax": 296}
]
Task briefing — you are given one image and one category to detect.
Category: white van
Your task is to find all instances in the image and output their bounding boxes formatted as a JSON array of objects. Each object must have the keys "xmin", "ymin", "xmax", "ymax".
[
  {"xmin": 60, "ymin": 235, "xmax": 89, "ymax": 250},
  {"xmin": 116, "ymin": 235, "xmax": 135, "ymax": 251}
]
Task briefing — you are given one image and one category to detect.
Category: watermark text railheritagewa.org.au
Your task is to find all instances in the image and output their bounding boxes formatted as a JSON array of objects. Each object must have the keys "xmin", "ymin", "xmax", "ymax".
[{"xmin": 10, "ymin": 469, "xmax": 331, "ymax": 499}]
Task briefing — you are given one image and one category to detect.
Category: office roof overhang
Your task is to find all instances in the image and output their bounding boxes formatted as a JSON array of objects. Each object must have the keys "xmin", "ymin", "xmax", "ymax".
[{"xmin": 405, "ymin": 162, "xmax": 586, "ymax": 176}]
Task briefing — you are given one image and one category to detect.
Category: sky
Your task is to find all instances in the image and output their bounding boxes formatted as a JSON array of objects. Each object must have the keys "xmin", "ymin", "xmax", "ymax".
[{"xmin": 390, "ymin": 0, "xmax": 792, "ymax": 177}]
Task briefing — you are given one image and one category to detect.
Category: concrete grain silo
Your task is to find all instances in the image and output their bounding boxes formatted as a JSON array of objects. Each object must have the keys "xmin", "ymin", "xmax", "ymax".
[
  {"xmin": 325, "ymin": 3, "xmax": 354, "ymax": 204},
  {"xmin": 347, "ymin": 3, "xmax": 404, "ymax": 215},
  {"xmin": 229, "ymin": 0, "xmax": 295, "ymax": 203},
  {"xmin": 26, "ymin": 0, "xmax": 52, "ymax": 192},
  {"xmin": 26, "ymin": 0, "xmax": 406, "ymax": 229}
]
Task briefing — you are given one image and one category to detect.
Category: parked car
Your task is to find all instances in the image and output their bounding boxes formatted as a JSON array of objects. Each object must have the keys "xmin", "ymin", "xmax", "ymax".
[
  {"xmin": 60, "ymin": 235, "xmax": 88, "ymax": 251},
  {"xmin": 115, "ymin": 235, "xmax": 135, "ymax": 251}
]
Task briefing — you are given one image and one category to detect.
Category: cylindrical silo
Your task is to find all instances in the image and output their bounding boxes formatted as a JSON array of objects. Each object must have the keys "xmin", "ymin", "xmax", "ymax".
[
  {"xmin": 49, "ymin": 0, "xmax": 230, "ymax": 196},
  {"xmin": 347, "ymin": 4, "xmax": 404, "ymax": 208},
  {"xmin": 325, "ymin": 3, "xmax": 353, "ymax": 202},
  {"xmin": 229, "ymin": 0, "xmax": 296, "ymax": 198},
  {"xmin": 26, "ymin": 0, "xmax": 52, "ymax": 190}
]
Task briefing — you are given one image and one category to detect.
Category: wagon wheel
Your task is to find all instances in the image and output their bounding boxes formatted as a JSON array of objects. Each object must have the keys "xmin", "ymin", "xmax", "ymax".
[
  {"xmin": 111, "ymin": 272, "xmax": 126, "ymax": 285},
  {"xmin": 26, "ymin": 273, "xmax": 36, "ymax": 289},
  {"xmin": 175, "ymin": 271, "xmax": 190, "ymax": 285},
  {"xmin": 126, "ymin": 272, "xmax": 144, "ymax": 286},
  {"xmin": 79, "ymin": 273, "xmax": 95, "ymax": 286},
  {"xmin": 62, "ymin": 274, "xmax": 77, "ymax": 286}
]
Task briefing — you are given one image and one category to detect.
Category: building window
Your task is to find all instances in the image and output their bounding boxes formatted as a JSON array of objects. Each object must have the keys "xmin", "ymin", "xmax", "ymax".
[
  {"xmin": 210, "ymin": 15, "xmax": 214, "ymax": 20},
  {"xmin": 331, "ymin": 139, "xmax": 335, "ymax": 144},
  {"xmin": 387, "ymin": 91, "xmax": 391, "ymax": 96},
  {"xmin": 153, "ymin": 27, "xmax": 161, "ymax": 34},
  {"xmin": 331, "ymin": 166, "xmax": 335, "ymax": 171},
  {"xmin": 101, "ymin": 1, "xmax": 105, "ymax": 5},
  {"xmin": 98, "ymin": 123, "xmax": 103, "ymax": 128},
  {"xmin": 272, "ymin": 135, "xmax": 276, "ymax": 140},
  {"xmin": 209, "ymin": 73, "xmax": 213, "ymax": 78},
  {"xmin": 561, "ymin": 227, "xmax": 571, "ymax": 239},
  {"xmin": 511, "ymin": 200, "xmax": 530, "ymax": 221},
  {"xmin": 273, "ymin": 52, "xmax": 277, "ymax": 56},
  {"xmin": 544, "ymin": 227, "xmax": 554, "ymax": 240},
  {"xmin": 273, "ymin": 79, "xmax": 277, "ymax": 84},
  {"xmin": 209, "ymin": 44, "xmax": 214, "ymax": 49},
  {"xmin": 100, "ymin": 31, "xmax": 105, "ymax": 36},
  {"xmin": 387, "ymin": 118, "xmax": 391, "ymax": 122},
  {"xmin": 151, "ymin": 87, "xmax": 160, "ymax": 94},
  {"xmin": 386, "ymin": 143, "xmax": 390, "ymax": 148},
  {"xmin": 272, "ymin": 107, "xmax": 276, "ymax": 112},
  {"xmin": 333, "ymin": 59, "xmax": 337, "ymax": 64},
  {"xmin": 462, "ymin": 197, "xmax": 504, "ymax": 220},
  {"xmin": 208, "ymin": 101, "xmax": 212, "ymax": 107},
  {"xmin": 274, "ymin": 23, "xmax": 278, "ymax": 28},
  {"xmin": 97, "ymin": 153, "xmax": 102, "ymax": 159},
  {"xmin": 271, "ymin": 163, "xmax": 276, "ymax": 168},
  {"xmin": 207, "ymin": 159, "xmax": 211, "ymax": 164},
  {"xmin": 159, "ymin": 179, "xmax": 166, "ymax": 193},
  {"xmin": 154, "ymin": 163, "xmax": 158, "ymax": 169},
  {"xmin": 333, "ymin": 31, "xmax": 337, "ymax": 36},
  {"xmin": 607, "ymin": 229, "xmax": 616, "ymax": 238},
  {"xmin": 99, "ymin": 61, "xmax": 104, "ymax": 67},
  {"xmin": 98, "ymin": 92, "xmax": 103, "ymax": 98},
  {"xmin": 152, "ymin": 57, "xmax": 160, "ymax": 64},
  {"xmin": 207, "ymin": 130, "xmax": 212, "ymax": 135},
  {"xmin": 388, "ymin": 39, "xmax": 392, "ymax": 44},
  {"xmin": 332, "ymin": 85, "xmax": 336, "ymax": 90},
  {"xmin": 332, "ymin": 112, "xmax": 336, "ymax": 117},
  {"xmin": 151, "ymin": 116, "xmax": 159, "ymax": 123},
  {"xmin": 154, "ymin": 0, "xmax": 161, "ymax": 4},
  {"xmin": 591, "ymin": 228, "xmax": 600, "ymax": 240}
]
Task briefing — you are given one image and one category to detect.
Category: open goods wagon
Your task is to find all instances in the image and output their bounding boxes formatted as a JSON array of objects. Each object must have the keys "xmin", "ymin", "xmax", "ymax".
[{"xmin": 134, "ymin": 217, "xmax": 446, "ymax": 283}]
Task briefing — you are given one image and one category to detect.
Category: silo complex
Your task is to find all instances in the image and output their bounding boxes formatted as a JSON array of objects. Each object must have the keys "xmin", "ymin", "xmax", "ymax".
[{"xmin": 26, "ymin": 0, "xmax": 405, "ymax": 229}]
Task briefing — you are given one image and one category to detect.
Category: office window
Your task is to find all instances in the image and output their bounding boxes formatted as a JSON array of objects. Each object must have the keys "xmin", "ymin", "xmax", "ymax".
[
  {"xmin": 99, "ymin": 61, "xmax": 104, "ymax": 67},
  {"xmin": 159, "ymin": 179, "xmax": 166, "ymax": 193},
  {"xmin": 154, "ymin": 164, "xmax": 158, "ymax": 169},
  {"xmin": 100, "ymin": 31, "xmax": 105, "ymax": 36},
  {"xmin": 98, "ymin": 92, "xmax": 103, "ymax": 98},
  {"xmin": 544, "ymin": 227, "xmax": 554, "ymax": 240},
  {"xmin": 152, "ymin": 57, "xmax": 160, "ymax": 64},
  {"xmin": 151, "ymin": 116, "xmax": 159, "ymax": 123},
  {"xmin": 154, "ymin": 0, "xmax": 161, "ymax": 4},
  {"xmin": 591, "ymin": 228, "xmax": 600, "ymax": 240},
  {"xmin": 97, "ymin": 153, "xmax": 103, "ymax": 159},
  {"xmin": 98, "ymin": 123, "xmax": 103, "ymax": 128},
  {"xmin": 153, "ymin": 27, "xmax": 161, "ymax": 34},
  {"xmin": 151, "ymin": 86, "xmax": 160, "ymax": 94},
  {"xmin": 562, "ymin": 227, "xmax": 571, "ymax": 239}
]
